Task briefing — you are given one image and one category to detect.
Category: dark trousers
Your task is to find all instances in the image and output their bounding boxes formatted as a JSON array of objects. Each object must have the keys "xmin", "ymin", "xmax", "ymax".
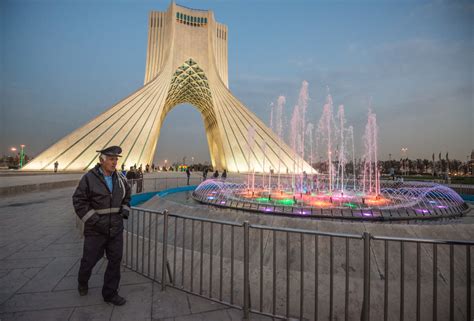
[{"xmin": 78, "ymin": 232, "xmax": 123, "ymax": 300}]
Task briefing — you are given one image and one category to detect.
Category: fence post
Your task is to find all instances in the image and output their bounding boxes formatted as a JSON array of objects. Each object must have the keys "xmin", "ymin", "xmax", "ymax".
[
  {"xmin": 243, "ymin": 221, "xmax": 250, "ymax": 319},
  {"xmin": 361, "ymin": 232, "xmax": 371, "ymax": 321},
  {"xmin": 161, "ymin": 210, "xmax": 169, "ymax": 291}
]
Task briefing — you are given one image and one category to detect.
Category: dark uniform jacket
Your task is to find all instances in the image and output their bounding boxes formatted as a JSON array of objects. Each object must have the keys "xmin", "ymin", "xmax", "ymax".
[{"xmin": 73, "ymin": 164, "xmax": 131, "ymax": 237}]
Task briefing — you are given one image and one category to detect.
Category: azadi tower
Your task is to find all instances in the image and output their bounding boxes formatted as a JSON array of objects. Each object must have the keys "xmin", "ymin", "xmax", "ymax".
[{"xmin": 24, "ymin": 2, "xmax": 313, "ymax": 173}]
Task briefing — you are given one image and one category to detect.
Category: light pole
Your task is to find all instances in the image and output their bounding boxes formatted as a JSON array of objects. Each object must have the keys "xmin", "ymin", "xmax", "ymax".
[
  {"xmin": 20, "ymin": 145, "xmax": 25, "ymax": 168},
  {"xmin": 10, "ymin": 147, "xmax": 17, "ymax": 168},
  {"xmin": 401, "ymin": 148, "xmax": 408, "ymax": 175}
]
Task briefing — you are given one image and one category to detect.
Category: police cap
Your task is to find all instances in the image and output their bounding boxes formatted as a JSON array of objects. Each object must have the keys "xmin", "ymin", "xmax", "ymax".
[{"xmin": 96, "ymin": 146, "xmax": 122, "ymax": 157}]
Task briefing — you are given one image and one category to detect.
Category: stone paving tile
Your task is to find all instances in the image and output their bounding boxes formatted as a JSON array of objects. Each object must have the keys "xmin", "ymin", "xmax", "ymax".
[
  {"xmin": 8, "ymin": 248, "xmax": 83, "ymax": 260},
  {"xmin": 19, "ymin": 232, "xmax": 69, "ymax": 252},
  {"xmin": 151, "ymin": 286, "xmax": 268, "ymax": 321},
  {"xmin": 225, "ymin": 309, "xmax": 274, "ymax": 321},
  {"xmin": 186, "ymin": 290, "xmax": 228, "ymax": 314},
  {"xmin": 54, "ymin": 271, "xmax": 151, "ymax": 291},
  {"xmin": 170, "ymin": 308, "xmax": 272, "ymax": 321},
  {"xmin": 45, "ymin": 242, "xmax": 84, "ymax": 252},
  {"xmin": 66, "ymin": 258, "xmax": 82, "ymax": 277},
  {"xmin": 0, "ymin": 269, "xmax": 32, "ymax": 305},
  {"xmin": 0, "ymin": 269, "xmax": 11, "ymax": 278},
  {"xmin": 172, "ymin": 309, "xmax": 231, "ymax": 321},
  {"xmin": 0, "ymin": 307, "xmax": 74, "ymax": 321},
  {"xmin": 0, "ymin": 242, "xmax": 28, "ymax": 260},
  {"xmin": 109, "ymin": 283, "xmax": 153, "ymax": 321},
  {"xmin": 21, "ymin": 268, "xmax": 42, "ymax": 280},
  {"xmin": 152, "ymin": 286, "xmax": 192, "ymax": 319},
  {"xmin": 69, "ymin": 304, "xmax": 113, "ymax": 321},
  {"xmin": 0, "ymin": 288, "xmax": 103, "ymax": 313},
  {"xmin": 18, "ymin": 257, "xmax": 78, "ymax": 293},
  {"xmin": 0, "ymin": 258, "xmax": 54, "ymax": 269},
  {"xmin": 54, "ymin": 231, "xmax": 83, "ymax": 244}
]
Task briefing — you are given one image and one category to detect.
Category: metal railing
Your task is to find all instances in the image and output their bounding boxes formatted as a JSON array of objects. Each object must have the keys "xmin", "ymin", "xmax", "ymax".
[
  {"xmin": 123, "ymin": 206, "xmax": 473, "ymax": 321},
  {"xmin": 127, "ymin": 176, "xmax": 203, "ymax": 194}
]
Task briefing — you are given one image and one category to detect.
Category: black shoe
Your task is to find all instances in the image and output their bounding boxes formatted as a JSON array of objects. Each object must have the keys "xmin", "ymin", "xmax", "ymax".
[
  {"xmin": 78, "ymin": 284, "xmax": 88, "ymax": 296},
  {"xmin": 104, "ymin": 294, "xmax": 126, "ymax": 306}
]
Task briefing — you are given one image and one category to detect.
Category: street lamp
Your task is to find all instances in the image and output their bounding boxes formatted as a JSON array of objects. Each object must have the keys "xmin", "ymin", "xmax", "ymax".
[
  {"xmin": 20, "ymin": 145, "xmax": 25, "ymax": 168},
  {"xmin": 10, "ymin": 147, "xmax": 17, "ymax": 168},
  {"xmin": 401, "ymin": 147, "xmax": 408, "ymax": 175}
]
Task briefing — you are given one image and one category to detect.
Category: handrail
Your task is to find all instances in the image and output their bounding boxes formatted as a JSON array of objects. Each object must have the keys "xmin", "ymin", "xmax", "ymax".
[
  {"xmin": 131, "ymin": 206, "xmax": 243, "ymax": 226},
  {"xmin": 250, "ymin": 223, "xmax": 363, "ymax": 239},
  {"xmin": 371, "ymin": 234, "xmax": 474, "ymax": 245}
]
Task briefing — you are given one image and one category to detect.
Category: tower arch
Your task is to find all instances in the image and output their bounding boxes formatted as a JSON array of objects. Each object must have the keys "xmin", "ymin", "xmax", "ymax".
[{"xmin": 23, "ymin": 3, "xmax": 313, "ymax": 174}]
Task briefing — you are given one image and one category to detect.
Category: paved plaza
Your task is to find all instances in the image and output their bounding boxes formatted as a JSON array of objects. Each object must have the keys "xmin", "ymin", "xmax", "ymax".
[{"xmin": 0, "ymin": 176, "xmax": 270, "ymax": 321}]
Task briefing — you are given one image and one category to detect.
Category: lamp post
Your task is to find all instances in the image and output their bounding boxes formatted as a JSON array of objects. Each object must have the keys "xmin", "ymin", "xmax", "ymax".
[
  {"xmin": 20, "ymin": 145, "xmax": 25, "ymax": 168},
  {"xmin": 401, "ymin": 147, "xmax": 408, "ymax": 176},
  {"xmin": 10, "ymin": 147, "xmax": 17, "ymax": 168}
]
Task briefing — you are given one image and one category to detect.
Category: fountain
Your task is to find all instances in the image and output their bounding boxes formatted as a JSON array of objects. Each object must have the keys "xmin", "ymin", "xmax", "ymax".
[{"xmin": 192, "ymin": 83, "xmax": 468, "ymax": 220}]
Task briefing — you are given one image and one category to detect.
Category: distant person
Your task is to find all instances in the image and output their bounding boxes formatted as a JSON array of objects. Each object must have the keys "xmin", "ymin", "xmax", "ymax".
[
  {"xmin": 145, "ymin": 164, "xmax": 150, "ymax": 173},
  {"xmin": 126, "ymin": 166, "xmax": 136, "ymax": 189},
  {"xmin": 213, "ymin": 170, "xmax": 219, "ymax": 179},
  {"xmin": 121, "ymin": 163, "xmax": 125, "ymax": 171},
  {"xmin": 203, "ymin": 168, "xmax": 208, "ymax": 181},
  {"xmin": 54, "ymin": 161, "xmax": 59, "ymax": 173},
  {"xmin": 126, "ymin": 166, "xmax": 135, "ymax": 180},
  {"xmin": 222, "ymin": 169, "xmax": 227, "ymax": 181},
  {"xmin": 136, "ymin": 167, "xmax": 144, "ymax": 193},
  {"xmin": 186, "ymin": 167, "xmax": 191, "ymax": 185}
]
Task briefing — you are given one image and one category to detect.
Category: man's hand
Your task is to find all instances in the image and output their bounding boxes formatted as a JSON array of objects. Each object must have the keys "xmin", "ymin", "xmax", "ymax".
[{"xmin": 120, "ymin": 206, "xmax": 130, "ymax": 219}]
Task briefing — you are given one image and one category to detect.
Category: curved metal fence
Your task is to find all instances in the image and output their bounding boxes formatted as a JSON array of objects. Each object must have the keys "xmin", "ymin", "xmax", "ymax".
[{"xmin": 121, "ymin": 176, "xmax": 473, "ymax": 320}]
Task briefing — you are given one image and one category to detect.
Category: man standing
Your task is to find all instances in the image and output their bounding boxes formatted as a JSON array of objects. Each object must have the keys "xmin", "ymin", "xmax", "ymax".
[
  {"xmin": 73, "ymin": 146, "xmax": 131, "ymax": 306},
  {"xmin": 186, "ymin": 167, "xmax": 191, "ymax": 185}
]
